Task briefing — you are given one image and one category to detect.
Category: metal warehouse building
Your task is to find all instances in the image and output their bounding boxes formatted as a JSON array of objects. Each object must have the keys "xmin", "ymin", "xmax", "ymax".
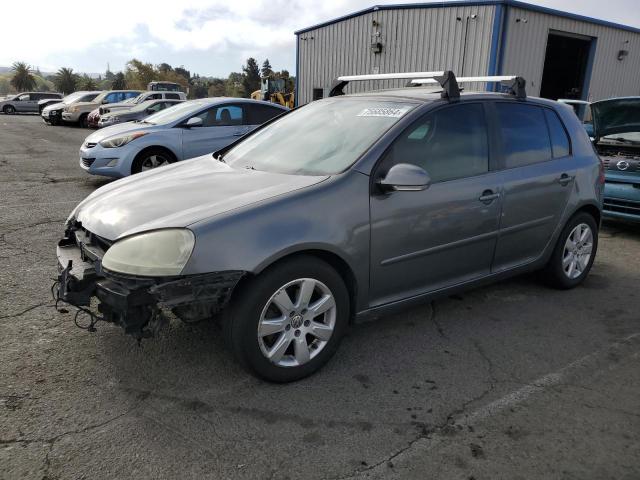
[{"xmin": 294, "ymin": 0, "xmax": 640, "ymax": 105}]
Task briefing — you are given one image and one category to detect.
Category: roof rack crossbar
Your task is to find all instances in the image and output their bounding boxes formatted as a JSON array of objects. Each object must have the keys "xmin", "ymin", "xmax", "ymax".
[
  {"xmin": 411, "ymin": 75, "xmax": 527, "ymax": 99},
  {"xmin": 329, "ymin": 70, "xmax": 461, "ymax": 100}
]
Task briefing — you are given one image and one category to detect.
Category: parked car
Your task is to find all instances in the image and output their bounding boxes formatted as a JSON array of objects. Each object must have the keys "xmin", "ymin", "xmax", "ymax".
[
  {"xmin": 99, "ymin": 91, "xmax": 187, "ymax": 115},
  {"xmin": 98, "ymin": 99, "xmax": 184, "ymax": 128},
  {"xmin": 588, "ymin": 97, "xmax": 640, "ymax": 222},
  {"xmin": 62, "ymin": 90, "xmax": 142, "ymax": 127},
  {"xmin": 1, "ymin": 92, "xmax": 62, "ymax": 114},
  {"xmin": 78, "ymin": 98, "xmax": 287, "ymax": 177},
  {"xmin": 42, "ymin": 91, "xmax": 102, "ymax": 126},
  {"xmin": 57, "ymin": 72, "xmax": 603, "ymax": 382}
]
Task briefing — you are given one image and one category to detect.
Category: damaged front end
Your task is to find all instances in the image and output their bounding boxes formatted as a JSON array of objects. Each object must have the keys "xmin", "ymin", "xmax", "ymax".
[{"xmin": 55, "ymin": 222, "xmax": 244, "ymax": 340}]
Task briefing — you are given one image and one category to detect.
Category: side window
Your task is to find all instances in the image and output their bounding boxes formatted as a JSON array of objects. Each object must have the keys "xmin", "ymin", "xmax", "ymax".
[
  {"xmin": 104, "ymin": 92, "xmax": 119, "ymax": 103},
  {"xmin": 191, "ymin": 105, "xmax": 243, "ymax": 127},
  {"xmin": 215, "ymin": 105, "xmax": 244, "ymax": 126},
  {"xmin": 496, "ymin": 103, "xmax": 552, "ymax": 168},
  {"xmin": 18, "ymin": 94, "xmax": 30, "ymax": 101},
  {"xmin": 247, "ymin": 104, "xmax": 284, "ymax": 124},
  {"xmin": 383, "ymin": 103, "xmax": 489, "ymax": 183},
  {"xmin": 165, "ymin": 93, "xmax": 180, "ymax": 100},
  {"xmin": 31, "ymin": 93, "xmax": 42, "ymax": 100},
  {"xmin": 544, "ymin": 109, "xmax": 571, "ymax": 158},
  {"xmin": 147, "ymin": 102, "xmax": 164, "ymax": 113},
  {"xmin": 150, "ymin": 93, "xmax": 162, "ymax": 100}
]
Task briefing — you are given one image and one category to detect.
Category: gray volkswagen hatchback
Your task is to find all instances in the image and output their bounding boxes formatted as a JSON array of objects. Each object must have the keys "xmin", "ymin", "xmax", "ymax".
[{"xmin": 56, "ymin": 72, "xmax": 603, "ymax": 382}]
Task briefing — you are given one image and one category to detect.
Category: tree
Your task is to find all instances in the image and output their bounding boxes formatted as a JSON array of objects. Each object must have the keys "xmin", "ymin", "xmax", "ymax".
[
  {"xmin": 226, "ymin": 72, "xmax": 245, "ymax": 97},
  {"xmin": 105, "ymin": 69, "xmax": 115, "ymax": 81},
  {"xmin": 10, "ymin": 62, "xmax": 36, "ymax": 92},
  {"xmin": 125, "ymin": 59, "xmax": 156, "ymax": 90},
  {"xmin": 79, "ymin": 74, "xmax": 98, "ymax": 90},
  {"xmin": 261, "ymin": 59, "xmax": 273, "ymax": 78},
  {"xmin": 242, "ymin": 58, "xmax": 261, "ymax": 97},
  {"xmin": 158, "ymin": 63, "xmax": 173, "ymax": 74},
  {"xmin": 53, "ymin": 67, "xmax": 78, "ymax": 94},
  {"xmin": 111, "ymin": 72, "xmax": 126, "ymax": 89},
  {"xmin": 207, "ymin": 78, "xmax": 226, "ymax": 97},
  {"xmin": 175, "ymin": 66, "xmax": 190, "ymax": 80},
  {"xmin": 0, "ymin": 78, "xmax": 10, "ymax": 95}
]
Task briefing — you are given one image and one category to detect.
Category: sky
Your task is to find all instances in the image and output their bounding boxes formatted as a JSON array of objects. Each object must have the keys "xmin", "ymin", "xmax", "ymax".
[{"xmin": 1, "ymin": 0, "xmax": 638, "ymax": 78}]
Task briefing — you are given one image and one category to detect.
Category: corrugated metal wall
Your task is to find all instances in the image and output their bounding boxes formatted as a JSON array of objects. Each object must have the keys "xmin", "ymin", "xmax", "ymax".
[
  {"xmin": 297, "ymin": 5, "xmax": 496, "ymax": 105},
  {"xmin": 501, "ymin": 6, "xmax": 640, "ymax": 100}
]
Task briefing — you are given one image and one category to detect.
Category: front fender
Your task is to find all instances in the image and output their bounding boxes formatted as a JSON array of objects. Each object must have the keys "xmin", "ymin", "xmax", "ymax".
[{"xmin": 183, "ymin": 171, "xmax": 371, "ymax": 311}]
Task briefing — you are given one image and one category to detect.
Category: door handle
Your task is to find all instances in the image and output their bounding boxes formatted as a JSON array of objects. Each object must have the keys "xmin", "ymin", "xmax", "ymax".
[
  {"xmin": 479, "ymin": 190, "xmax": 500, "ymax": 204},
  {"xmin": 557, "ymin": 173, "xmax": 574, "ymax": 186}
]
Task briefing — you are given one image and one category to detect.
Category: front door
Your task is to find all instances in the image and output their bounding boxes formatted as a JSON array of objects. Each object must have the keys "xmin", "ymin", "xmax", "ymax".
[
  {"xmin": 369, "ymin": 102, "xmax": 502, "ymax": 307},
  {"xmin": 181, "ymin": 104, "xmax": 249, "ymax": 159},
  {"xmin": 15, "ymin": 93, "xmax": 36, "ymax": 112},
  {"xmin": 491, "ymin": 102, "xmax": 575, "ymax": 271}
]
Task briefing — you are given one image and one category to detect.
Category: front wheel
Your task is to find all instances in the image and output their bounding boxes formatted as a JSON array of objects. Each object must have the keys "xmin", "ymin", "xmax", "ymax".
[
  {"xmin": 3, "ymin": 105, "xmax": 15, "ymax": 114},
  {"xmin": 542, "ymin": 212, "xmax": 598, "ymax": 289},
  {"xmin": 224, "ymin": 256, "xmax": 350, "ymax": 382},
  {"xmin": 131, "ymin": 148, "xmax": 176, "ymax": 174}
]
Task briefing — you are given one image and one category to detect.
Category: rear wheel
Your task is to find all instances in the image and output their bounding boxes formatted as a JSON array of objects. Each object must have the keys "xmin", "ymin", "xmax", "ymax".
[
  {"xmin": 224, "ymin": 256, "xmax": 349, "ymax": 382},
  {"xmin": 3, "ymin": 105, "xmax": 15, "ymax": 114},
  {"xmin": 542, "ymin": 212, "xmax": 598, "ymax": 289},
  {"xmin": 131, "ymin": 148, "xmax": 176, "ymax": 174}
]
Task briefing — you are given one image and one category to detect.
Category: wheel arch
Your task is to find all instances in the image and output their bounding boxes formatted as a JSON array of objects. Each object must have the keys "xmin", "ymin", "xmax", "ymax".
[
  {"xmin": 571, "ymin": 202, "xmax": 601, "ymax": 227},
  {"xmin": 131, "ymin": 145, "xmax": 179, "ymax": 174},
  {"xmin": 247, "ymin": 247, "xmax": 359, "ymax": 323}
]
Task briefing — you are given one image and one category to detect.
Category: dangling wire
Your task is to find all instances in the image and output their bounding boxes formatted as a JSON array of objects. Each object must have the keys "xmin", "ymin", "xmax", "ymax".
[{"xmin": 51, "ymin": 279, "xmax": 103, "ymax": 332}]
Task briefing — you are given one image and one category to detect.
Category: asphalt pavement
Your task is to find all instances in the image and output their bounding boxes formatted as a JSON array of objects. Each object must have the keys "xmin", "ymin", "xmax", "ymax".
[{"xmin": 1, "ymin": 114, "xmax": 639, "ymax": 480}]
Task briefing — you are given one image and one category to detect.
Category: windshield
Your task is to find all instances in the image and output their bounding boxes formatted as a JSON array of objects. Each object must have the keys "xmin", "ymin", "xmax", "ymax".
[
  {"xmin": 61, "ymin": 92, "xmax": 85, "ymax": 103},
  {"xmin": 143, "ymin": 101, "xmax": 206, "ymax": 125},
  {"xmin": 224, "ymin": 98, "xmax": 416, "ymax": 175}
]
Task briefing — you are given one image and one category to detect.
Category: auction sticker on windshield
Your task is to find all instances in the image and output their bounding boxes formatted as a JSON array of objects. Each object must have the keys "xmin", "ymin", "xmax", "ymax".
[{"xmin": 357, "ymin": 106, "xmax": 412, "ymax": 118}]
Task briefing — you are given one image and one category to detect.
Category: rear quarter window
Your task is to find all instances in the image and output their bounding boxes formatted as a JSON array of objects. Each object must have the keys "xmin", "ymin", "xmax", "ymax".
[
  {"xmin": 544, "ymin": 109, "xmax": 571, "ymax": 158},
  {"xmin": 496, "ymin": 103, "xmax": 552, "ymax": 168}
]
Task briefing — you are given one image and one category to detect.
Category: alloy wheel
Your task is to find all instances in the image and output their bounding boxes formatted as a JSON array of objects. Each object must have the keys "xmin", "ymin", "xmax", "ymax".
[
  {"xmin": 562, "ymin": 223, "xmax": 593, "ymax": 279},
  {"xmin": 257, "ymin": 278, "xmax": 336, "ymax": 367},
  {"xmin": 140, "ymin": 154, "xmax": 171, "ymax": 171}
]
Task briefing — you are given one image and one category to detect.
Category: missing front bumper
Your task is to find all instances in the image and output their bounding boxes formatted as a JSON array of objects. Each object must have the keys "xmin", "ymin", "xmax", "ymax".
[{"xmin": 56, "ymin": 241, "xmax": 244, "ymax": 339}]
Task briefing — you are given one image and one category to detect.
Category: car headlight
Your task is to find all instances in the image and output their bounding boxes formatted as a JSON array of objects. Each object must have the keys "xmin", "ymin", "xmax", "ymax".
[
  {"xmin": 101, "ymin": 229, "xmax": 195, "ymax": 276},
  {"xmin": 69, "ymin": 106, "xmax": 79, "ymax": 113},
  {"xmin": 99, "ymin": 131, "xmax": 147, "ymax": 148}
]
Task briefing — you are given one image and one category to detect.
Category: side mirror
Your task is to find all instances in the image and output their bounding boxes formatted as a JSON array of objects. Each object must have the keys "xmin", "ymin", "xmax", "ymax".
[
  {"xmin": 184, "ymin": 117, "xmax": 203, "ymax": 128},
  {"xmin": 378, "ymin": 163, "xmax": 431, "ymax": 192}
]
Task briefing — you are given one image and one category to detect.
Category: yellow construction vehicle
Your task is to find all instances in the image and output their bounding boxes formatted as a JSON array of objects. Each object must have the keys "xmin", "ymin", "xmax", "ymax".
[{"xmin": 251, "ymin": 77, "xmax": 295, "ymax": 109}]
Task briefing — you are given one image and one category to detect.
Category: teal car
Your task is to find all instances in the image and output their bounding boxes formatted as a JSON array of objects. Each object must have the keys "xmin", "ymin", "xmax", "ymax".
[
  {"xmin": 591, "ymin": 98, "xmax": 640, "ymax": 222},
  {"xmin": 564, "ymin": 97, "xmax": 640, "ymax": 222}
]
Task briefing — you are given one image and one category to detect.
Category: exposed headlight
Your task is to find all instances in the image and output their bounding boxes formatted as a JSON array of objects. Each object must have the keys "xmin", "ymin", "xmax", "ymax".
[
  {"xmin": 68, "ymin": 106, "xmax": 80, "ymax": 113},
  {"xmin": 102, "ymin": 229, "xmax": 195, "ymax": 276},
  {"xmin": 99, "ymin": 131, "xmax": 147, "ymax": 148}
]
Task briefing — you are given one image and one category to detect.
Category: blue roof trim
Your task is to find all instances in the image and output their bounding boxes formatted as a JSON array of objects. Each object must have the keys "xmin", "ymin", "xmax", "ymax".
[{"xmin": 295, "ymin": 0, "xmax": 640, "ymax": 36}]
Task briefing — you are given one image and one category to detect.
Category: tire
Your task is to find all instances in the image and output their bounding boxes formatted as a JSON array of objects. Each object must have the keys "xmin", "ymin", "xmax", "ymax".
[
  {"xmin": 224, "ymin": 255, "xmax": 350, "ymax": 382},
  {"xmin": 78, "ymin": 114, "xmax": 88, "ymax": 128},
  {"xmin": 542, "ymin": 212, "xmax": 598, "ymax": 289},
  {"xmin": 131, "ymin": 148, "xmax": 176, "ymax": 174},
  {"xmin": 3, "ymin": 105, "xmax": 15, "ymax": 114}
]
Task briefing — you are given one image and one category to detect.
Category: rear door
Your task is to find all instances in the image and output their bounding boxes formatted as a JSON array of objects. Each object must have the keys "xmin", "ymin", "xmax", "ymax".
[
  {"xmin": 181, "ymin": 103, "xmax": 247, "ymax": 159},
  {"xmin": 491, "ymin": 102, "xmax": 575, "ymax": 272},
  {"xmin": 369, "ymin": 102, "xmax": 503, "ymax": 306}
]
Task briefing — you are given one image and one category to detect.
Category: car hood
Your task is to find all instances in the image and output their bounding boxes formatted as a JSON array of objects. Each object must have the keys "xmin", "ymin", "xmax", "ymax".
[
  {"xmin": 71, "ymin": 156, "xmax": 328, "ymax": 240},
  {"xmin": 83, "ymin": 122, "xmax": 160, "ymax": 143},
  {"xmin": 43, "ymin": 102, "xmax": 66, "ymax": 112},
  {"xmin": 592, "ymin": 98, "xmax": 640, "ymax": 139}
]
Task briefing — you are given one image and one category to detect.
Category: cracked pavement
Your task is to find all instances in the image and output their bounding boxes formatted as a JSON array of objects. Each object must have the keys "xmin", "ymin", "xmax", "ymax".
[{"xmin": 1, "ymin": 115, "xmax": 639, "ymax": 479}]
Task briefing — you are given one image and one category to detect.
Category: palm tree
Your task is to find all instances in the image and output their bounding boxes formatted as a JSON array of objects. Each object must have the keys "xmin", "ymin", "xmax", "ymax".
[
  {"xmin": 79, "ymin": 74, "xmax": 97, "ymax": 90},
  {"xmin": 10, "ymin": 62, "xmax": 36, "ymax": 92},
  {"xmin": 111, "ymin": 72, "xmax": 126, "ymax": 89},
  {"xmin": 53, "ymin": 67, "xmax": 79, "ymax": 94}
]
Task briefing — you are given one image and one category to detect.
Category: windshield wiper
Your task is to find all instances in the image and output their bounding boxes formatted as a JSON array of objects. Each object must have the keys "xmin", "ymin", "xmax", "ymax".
[{"xmin": 215, "ymin": 153, "xmax": 226, "ymax": 163}]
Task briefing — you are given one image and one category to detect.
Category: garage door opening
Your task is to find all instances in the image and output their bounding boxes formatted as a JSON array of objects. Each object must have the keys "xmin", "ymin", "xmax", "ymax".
[{"xmin": 540, "ymin": 32, "xmax": 595, "ymax": 100}]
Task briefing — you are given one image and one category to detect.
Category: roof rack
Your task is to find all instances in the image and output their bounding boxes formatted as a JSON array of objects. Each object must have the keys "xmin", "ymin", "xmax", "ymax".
[
  {"xmin": 411, "ymin": 75, "xmax": 527, "ymax": 100},
  {"xmin": 329, "ymin": 70, "xmax": 461, "ymax": 100},
  {"xmin": 328, "ymin": 71, "xmax": 527, "ymax": 101}
]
